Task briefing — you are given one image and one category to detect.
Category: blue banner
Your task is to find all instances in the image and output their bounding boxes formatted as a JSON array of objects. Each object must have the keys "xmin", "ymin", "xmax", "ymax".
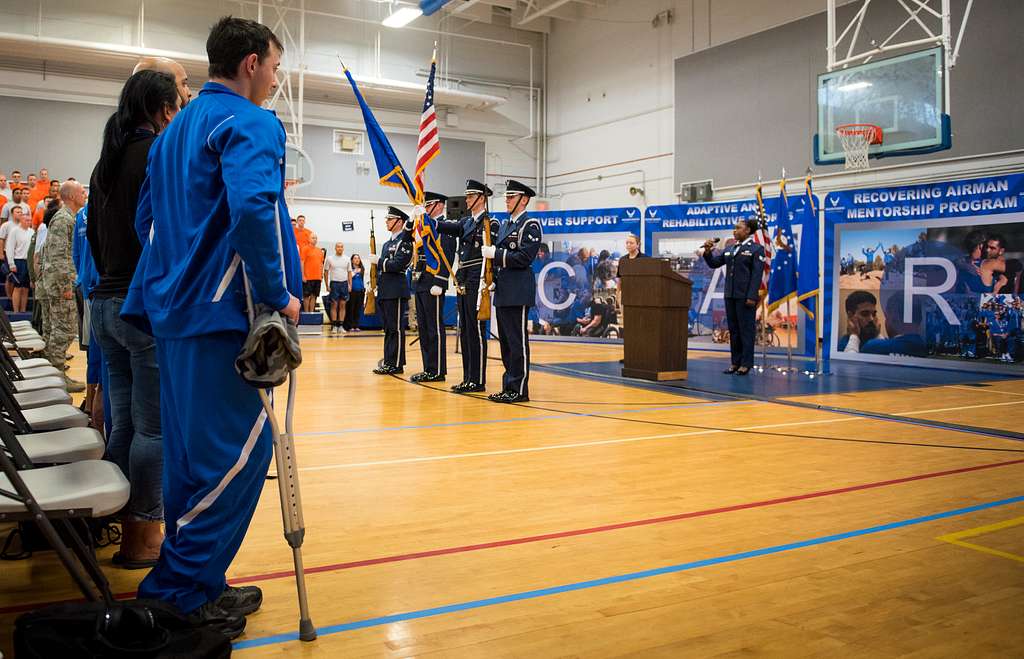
[
  {"xmin": 492, "ymin": 207, "xmax": 641, "ymax": 339},
  {"xmin": 823, "ymin": 172, "xmax": 1024, "ymax": 372},
  {"xmin": 645, "ymin": 196, "xmax": 815, "ymax": 355}
]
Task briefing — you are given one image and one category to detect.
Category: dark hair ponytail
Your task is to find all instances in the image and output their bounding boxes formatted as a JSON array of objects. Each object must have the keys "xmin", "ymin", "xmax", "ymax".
[{"xmin": 93, "ymin": 70, "xmax": 178, "ymax": 195}]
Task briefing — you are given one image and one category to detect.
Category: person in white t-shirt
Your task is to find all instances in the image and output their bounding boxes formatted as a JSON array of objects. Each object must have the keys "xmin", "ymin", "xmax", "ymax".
[
  {"xmin": 5, "ymin": 208, "xmax": 34, "ymax": 312},
  {"xmin": 323, "ymin": 242, "xmax": 353, "ymax": 334}
]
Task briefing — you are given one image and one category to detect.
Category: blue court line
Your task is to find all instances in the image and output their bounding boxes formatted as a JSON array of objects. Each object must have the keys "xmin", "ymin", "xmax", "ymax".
[
  {"xmin": 294, "ymin": 400, "xmax": 749, "ymax": 438},
  {"xmin": 233, "ymin": 494, "xmax": 1024, "ymax": 650}
]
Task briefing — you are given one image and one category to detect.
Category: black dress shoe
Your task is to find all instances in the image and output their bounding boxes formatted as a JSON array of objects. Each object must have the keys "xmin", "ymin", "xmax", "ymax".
[
  {"xmin": 723, "ymin": 366, "xmax": 740, "ymax": 374},
  {"xmin": 502, "ymin": 392, "xmax": 530, "ymax": 403},
  {"xmin": 420, "ymin": 373, "xmax": 445, "ymax": 382},
  {"xmin": 487, "ymin": 391, "xmax": 512, "ymax": 402},
  {"xmin": 216, "ymin": 584, "xmax": 263, "ymax": 617},
  {"xmin": 373, "ymin": 365, "xmax": 399, "ymax": 375},
  {"xmin": 185, "ymin": 601, "xmax": 246, "ymax": 640},
  {"xmin": 735, "ymin": 367, "xmax": 750, "ymax": 376},
  {"xmin": 410, "ymin": 372, "xmax": 429, "ymax": 383},
  {"xmin": 461, "ymin": 382, "xmax": 486, "ymax": 393},
  {"xmin": 451, "ymin": 381, "xmax": 469, "ymax": 392}
]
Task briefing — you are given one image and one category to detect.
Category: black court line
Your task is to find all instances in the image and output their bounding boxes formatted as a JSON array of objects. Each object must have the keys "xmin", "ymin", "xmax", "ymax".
[{"xmin": 393, "ymin": 375, "xmax": 1024, "ymax": 455}]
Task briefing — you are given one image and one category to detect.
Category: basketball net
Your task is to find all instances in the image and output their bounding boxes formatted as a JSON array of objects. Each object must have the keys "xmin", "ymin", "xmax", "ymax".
[{"xmin": 836, "ymin": 125, "xmax": 878, "ymax": 171}]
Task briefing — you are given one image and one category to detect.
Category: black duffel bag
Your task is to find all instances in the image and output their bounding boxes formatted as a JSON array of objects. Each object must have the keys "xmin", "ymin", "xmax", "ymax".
[{"xmin": 14, "ymin": 599, "xmax": 232, "ymax": 658}]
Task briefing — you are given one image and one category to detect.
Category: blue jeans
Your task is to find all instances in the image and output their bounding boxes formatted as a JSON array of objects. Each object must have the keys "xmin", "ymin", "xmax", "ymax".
[{"xmin": 92, "ymin": 297, "xmax": 163, "ymax": 522}]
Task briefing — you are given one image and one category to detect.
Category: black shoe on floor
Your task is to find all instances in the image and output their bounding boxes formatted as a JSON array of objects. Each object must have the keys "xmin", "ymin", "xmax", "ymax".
[
  {"xmin": 723, "ymin": 366, "xmax": 739, "ymax": 374},
  {"xmin": 216, "ymin": 584, "xmax": 263, "ymax": 617},
  {"xmin": 186, "ymin": 601, "xmax": 246, "ymax": 641},
  {"xmin": 420, "ymin": 373, "xmax": 445, "ymax": 382},
  {"xmin": 410, "ymin": 372, "xmax": 429, "ymax": 383},
  {"xmin": 487, "ymin": 391, "xmax": 512, "ymax": 402},
  {"xmin": 450, "ymin": 381, "xmax": 469, "ymax": 392},
  {"xmin": 461, "ymin": 382, "xmax": 486, "ymax": 393},
  {"xmin": 373, "ymin": 365, "xmax": 402, "ymax": 375},
  {"xmin": 735, "ymin": 367, "xmax": 750, "ymax": 376}
]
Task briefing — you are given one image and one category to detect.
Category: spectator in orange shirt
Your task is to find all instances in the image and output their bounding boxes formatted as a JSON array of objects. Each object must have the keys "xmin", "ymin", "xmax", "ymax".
[
  {"xmin": 8, "ymin": 170, "xmax": 23, "ymax": 189},
  {"xmin": 27, "ymin": 168, "xmax": 51, "ymax": 211},
  {"xmin": 32, "ymin": 195, "xmax": 55, "ymax": 228},
  {"xmin": 294, "ymin": 214, "xmax": 312, "ymax": 249},
  {"xmin": 301, "ymin": 231, "xmax": 324, "ymax": 312}
]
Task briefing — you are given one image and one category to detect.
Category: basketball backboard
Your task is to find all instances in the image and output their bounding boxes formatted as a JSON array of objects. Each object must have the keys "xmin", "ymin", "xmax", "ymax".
[{"xmin": 815, "ymin": 47, "xmax": 951, "ymax": 164}]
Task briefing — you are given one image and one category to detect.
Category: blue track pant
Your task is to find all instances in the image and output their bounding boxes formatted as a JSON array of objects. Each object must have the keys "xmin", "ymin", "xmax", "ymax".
[{"xmin": 138, "ymin": 331, "xmax": 273, "ymax": 614}]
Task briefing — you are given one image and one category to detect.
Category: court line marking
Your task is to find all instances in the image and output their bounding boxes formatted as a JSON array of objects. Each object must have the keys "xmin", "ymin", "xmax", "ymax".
[
  {"xmin": 943, "ymin": 385, "xmax": 1024, "ymax": 397},
  {"xmin": 297, "ymin": 401, "xmax": 1018, "ymax": 473},
  {"xmin": 936, "ymin": 515, "xmax": 1024, "ymax": 564},
  {"xmin": 7, "ymin": 459, "xmax": 1021, "ymax": 617},
  {"xmin": 233, "ymin": 494, "xmax": 1024, "ymax": 650},
  {"xmin": 294, "ymin": 401, "xmax": 748, "ymax": 438}
]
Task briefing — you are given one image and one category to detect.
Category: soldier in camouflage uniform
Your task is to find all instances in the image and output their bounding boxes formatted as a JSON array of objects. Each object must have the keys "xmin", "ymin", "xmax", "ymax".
[{"xmin": 38, "ymin": 181, "xmax": 86, "ymax": 392}]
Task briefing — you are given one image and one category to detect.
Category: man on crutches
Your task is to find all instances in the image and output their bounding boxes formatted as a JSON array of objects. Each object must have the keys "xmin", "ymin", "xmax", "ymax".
[{"xmin": 121, "ymin": 17, "xmax": 311, "ymax": 641}]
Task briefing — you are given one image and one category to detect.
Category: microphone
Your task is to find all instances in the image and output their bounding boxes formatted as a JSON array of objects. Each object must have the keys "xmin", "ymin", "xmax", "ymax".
[{"xmin": 711, "ymin": 237, "xmax": 721, "ymax": 244}]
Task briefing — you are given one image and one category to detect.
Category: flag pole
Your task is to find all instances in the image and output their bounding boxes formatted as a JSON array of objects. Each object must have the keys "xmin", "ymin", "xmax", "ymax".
[{"xmin": 756, "ymin": 172, "xmax": 769, "ymax": 373}]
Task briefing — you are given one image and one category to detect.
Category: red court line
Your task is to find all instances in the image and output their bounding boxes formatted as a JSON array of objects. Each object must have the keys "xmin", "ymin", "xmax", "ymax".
[{"xmin": 3, "ymin": 458, "xmax": 1021, "ymax": 616}]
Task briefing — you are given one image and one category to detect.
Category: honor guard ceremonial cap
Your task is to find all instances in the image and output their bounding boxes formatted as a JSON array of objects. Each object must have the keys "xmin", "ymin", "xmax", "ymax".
[
  {"xmin": 504, "ymin": 179, "xmax": 536, "ymax": 198},
  {"xmin": 465, "ymin": 179, "xmax": 493, "ymax": 197},
  {"xmin": 424, "ymin": 191, "xmax": 448, "ymax": 204},
  {"xmin": 386, "ymin": 206, "xmax": 409, "ymax": 221}
]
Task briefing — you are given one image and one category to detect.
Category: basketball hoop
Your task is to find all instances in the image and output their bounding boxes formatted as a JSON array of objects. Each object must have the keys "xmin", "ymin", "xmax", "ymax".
[{"xmin": 836, "ymin": 124, "xmax": 883, "ymax": 171}]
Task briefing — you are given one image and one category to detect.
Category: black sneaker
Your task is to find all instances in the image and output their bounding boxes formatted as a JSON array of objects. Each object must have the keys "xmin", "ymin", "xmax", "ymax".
[
  {"xmin": 186, "ymin": 601, "xmax": 246, "ymax": 640},
  {"xmin": 216, "ymin": 584, "xmax": 263, "ymax": 616}
]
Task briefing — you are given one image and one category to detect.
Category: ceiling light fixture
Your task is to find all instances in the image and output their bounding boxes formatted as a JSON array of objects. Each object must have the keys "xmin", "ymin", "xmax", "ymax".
[{"xmin": 382, "ymin": 6, "xmax": 423, "ymax": 28}]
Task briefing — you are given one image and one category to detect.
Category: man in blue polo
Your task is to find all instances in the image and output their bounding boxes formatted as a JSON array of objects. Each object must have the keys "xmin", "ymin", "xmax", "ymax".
[{"xmin": 123, "ymin": 16, "xmax": 301, "ymax": 639}]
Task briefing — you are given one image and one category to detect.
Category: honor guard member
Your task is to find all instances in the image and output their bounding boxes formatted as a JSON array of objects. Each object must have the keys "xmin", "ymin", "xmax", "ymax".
[
  {"xmin": 481, "ymin": 179, "xmax": 542, "ymax": 403},
  {"xmin": 370, "ymin": 206, "xmax": 413, "ymax": 375},
  {"xmin": 411, "ymin": 191, "xmax": 457, "ymax": 383},
  {"xmin": 437, "ymin": 179, "xmax": 498, "ymax": 393},
  {"xmin": 701, "ymin": 216, "xmax": 765, "ymax": 375}
]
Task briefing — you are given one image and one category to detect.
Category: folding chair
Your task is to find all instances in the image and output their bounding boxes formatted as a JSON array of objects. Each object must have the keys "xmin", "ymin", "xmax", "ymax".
[
  {"xmin": 0, "ymin": 346, "xmax": 65, "ymax": 383},
  {"xmin": 0, "ymin": 376, "xmax": 88, "ymax": 433},
  {"xmin": 0, "ymin": 424, "xmax": 127, "ymax": 603},
  {"xmin": 0, "ymin": 308, "xmax": 45, "ymax": 356}
]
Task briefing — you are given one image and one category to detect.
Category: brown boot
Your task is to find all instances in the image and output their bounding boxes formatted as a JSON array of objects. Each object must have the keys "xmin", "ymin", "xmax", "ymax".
[{"xmin": 112, "ymin": 520, "xmax": 163, "ymax": 569}]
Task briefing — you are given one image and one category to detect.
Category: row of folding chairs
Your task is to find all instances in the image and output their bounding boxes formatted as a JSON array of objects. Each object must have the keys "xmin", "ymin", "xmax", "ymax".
[{"xmin": 0, "ymin": 316, "xmax": 125, "ymax": 602}]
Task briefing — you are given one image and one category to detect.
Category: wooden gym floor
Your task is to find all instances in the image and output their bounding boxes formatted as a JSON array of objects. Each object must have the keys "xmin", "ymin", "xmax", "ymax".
[{"xmin": 2, "ymin": 335, "xmax": 1022, "ymax": 657}]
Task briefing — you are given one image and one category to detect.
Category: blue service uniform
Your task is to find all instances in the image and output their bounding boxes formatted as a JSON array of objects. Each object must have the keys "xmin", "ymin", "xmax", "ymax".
[
  {"xmin": 493, "ymin": 212, "xmax": 543, "ymax": 396},
  {"xmin": 438, "ymin": 212, "xmax": 498, "ymax": 386},
  {"xmin": 413, "ymin": 218, "xmax": 456, "ymax": 376},
  {"xmin": 703, "ymin": 238, "xmax": 765, "ymax": 369},
  {"xmin": 121, "ymin": 81, "xmax": 303, "ymax": 615},
  {"xmin": 377, "ymin": 232, "xmax": 413, "ymax": 369}
]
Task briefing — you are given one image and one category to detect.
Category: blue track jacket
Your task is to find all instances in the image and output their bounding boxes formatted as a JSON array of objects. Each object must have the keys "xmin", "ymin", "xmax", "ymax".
[{"xmin": 122, "ymin": 82, "xmax": 302, "ymax": 338}]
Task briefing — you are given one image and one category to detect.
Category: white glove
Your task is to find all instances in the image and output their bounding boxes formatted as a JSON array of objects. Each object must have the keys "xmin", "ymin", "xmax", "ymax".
[
  {"xmin": 481, "ymin": 245, "xmax": 496, "ymax": 259},
  {"xmin": 413, "ymin": 205, "xmax": 426, "ymax": 217},
  {"xmin": 488, "ymin": 282, "xmax": 496, "ymax": 291},
  {"xmin": 367, "ymin": 253, "xmax": 380, "ymax": 265},
  {"xmin": 430, "ymin": 285, "xmax": 443, "ymax": 296}
]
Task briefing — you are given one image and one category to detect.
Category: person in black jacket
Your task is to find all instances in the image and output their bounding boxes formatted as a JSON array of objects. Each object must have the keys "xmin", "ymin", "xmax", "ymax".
[
  {"xmin": 411, "ymin": 191, "xmax": 457, "ymax": 383},
  {"xmin": 87, "ymin": 69, "xmax": 180, "ymax": 570},
  {"xmin": 482, "ymin": 180, "xmax": 542, "ymax": 402},
  {"xmin": 369, "ymin": 207, "xmax": 413, "ymax": 375},
  {"xmin": 702, "ymin": 217, "xmax": 765, "ymax": 375}
]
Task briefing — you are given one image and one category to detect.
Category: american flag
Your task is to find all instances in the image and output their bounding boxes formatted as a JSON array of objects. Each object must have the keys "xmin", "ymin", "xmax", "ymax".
[
  {"xmin": 414, "ymin": 51, "xmax": 440, "ymax": 200},
  {"xmin": 753, "ymin": 182, "xmax": 774, "ymax": 293}
]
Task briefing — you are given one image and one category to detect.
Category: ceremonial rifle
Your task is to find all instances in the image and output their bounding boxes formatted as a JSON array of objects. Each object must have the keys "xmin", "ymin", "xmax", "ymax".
[
  {"xmin": 477, "ymin": 213, "xmax": 493, "ymax": 321},
  {"xmin": 364, "ymin": 211, "xmax": 378, "ymax": 316}
]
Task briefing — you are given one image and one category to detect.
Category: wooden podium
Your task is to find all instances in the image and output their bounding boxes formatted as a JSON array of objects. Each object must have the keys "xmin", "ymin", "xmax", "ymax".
[{"xmin": 618, "ymin": 258, "xmax": 692, "ymax": 381}]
